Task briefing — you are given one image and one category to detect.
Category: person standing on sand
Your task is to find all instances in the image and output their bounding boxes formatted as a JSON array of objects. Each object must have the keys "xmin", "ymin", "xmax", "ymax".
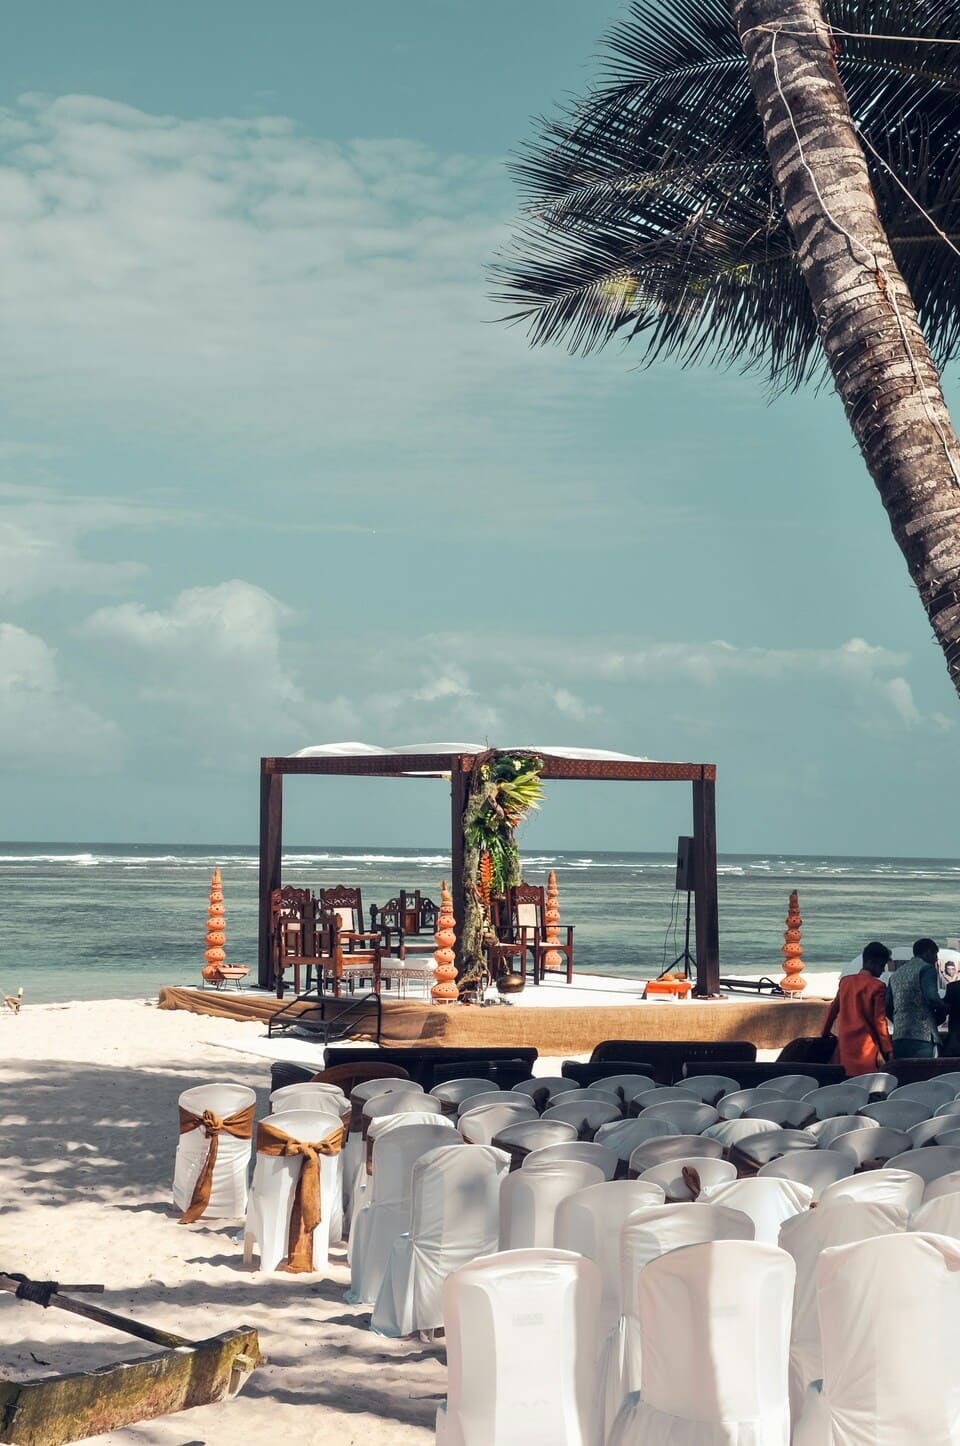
[
  {"xmin": 885, "ymin": 937, "xmax": 944, "ymax": 1059},
  {"xmin": 822, "ymin": 942, "xmax": 893, "ymax": 1076}
]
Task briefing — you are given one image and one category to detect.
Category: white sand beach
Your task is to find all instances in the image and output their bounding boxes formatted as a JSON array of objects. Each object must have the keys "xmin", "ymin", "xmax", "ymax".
[{"xmin": 0, "ymin": 1000, "xmax": 446, "ymax": 1445}]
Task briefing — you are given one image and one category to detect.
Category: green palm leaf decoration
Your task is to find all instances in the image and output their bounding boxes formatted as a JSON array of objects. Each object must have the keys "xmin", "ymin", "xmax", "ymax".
[{"xmin": 460, "ymin": 751, "xmax": 545, "ymax": 987}]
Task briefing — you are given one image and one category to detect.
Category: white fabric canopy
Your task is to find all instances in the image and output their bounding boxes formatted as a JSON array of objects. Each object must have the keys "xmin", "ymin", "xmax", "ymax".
[{"xmin": 290, "ymin": 740, "xmax": 652, "ymax": 763}]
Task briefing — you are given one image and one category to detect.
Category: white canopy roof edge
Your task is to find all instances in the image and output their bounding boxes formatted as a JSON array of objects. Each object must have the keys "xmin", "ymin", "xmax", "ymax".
[{"xmin": 291, "ymin": 740, "xmax": 652, "ymax": 763}]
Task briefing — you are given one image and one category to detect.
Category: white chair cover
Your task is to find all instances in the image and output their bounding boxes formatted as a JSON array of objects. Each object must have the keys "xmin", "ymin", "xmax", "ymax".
[
  {"xmin": 760, "ymin": 1073, "xmax": 820, "ymax": 1098},
  {"xmin": 343, "ymin": 1079, "xmax": 422, "ymax": 1222},
  {"xmin": 173, "ymin": 1083, "xmax": 256, "ymax": 1219},
  {"xmin": 511, "ymin": 1076, "xmax": 581, "ymax": 1109},
  {"xmin": 728, "ymin": 1129, "xmax": 817, "ymax": 1172},
  {"xmin": 542, "ymin": 1099, "xmax": 622, "ymax": 1136},
  {"xmin": 632, "ymin": 1086, "xmax": 700, "ymax": 1110},
  {"xmin": 806, "ymin": 1115, "xmax": 876, "ymax": 1147},
  {"xmin": 430, "ymin": 1078, "xmax": 499, "ymax": 1112},
  {"xmin": 818, "ymin": 1167, "xmax": 924, "ymax": 1212},
  {"xmin": 910, "ymin": 1190, "xmax": 960, "ymax": 1236},
  {"xmin": 363, "ymin": 1091, "xmax": 441, "ymax": 1132},
  {"xmin": 742, "ymin": 1098, "xmax": 815, "ymax": 1130},
  {"xmin": 499, "ymin": 1158, "xmax": 604, "ymax": 1249},
  {"xmin": 436, "ymin": 1249, "xmax": 603, "ymax": 1446},
  {"xmin": 858, "ymin": 1099, "xmax": 930, "ymax": 1131},
  {"xmin": 907, "ymin": 1115, "xmax": 948, "ymax": 1148},
  {"xmin": 779, "ymin": 1200, "xmax": 908, "ymax": 1417},
  {"xmin": 458, "ymin": 1101, "xmax": 538, "ymax": 1145},
  {"xmin": 264, "ymin": 1086, "xmax": 347, "ymax": 1241},
  {"xmin": 586, "ymin": 1073, "xmax": 658, "ymax": 1106},
  {"xmin": 888, "ymin": 1080, "xmax": 959, "ymax": 1109},
  {"xmin": 699, "ymin": 1177, "xmax": 813, "ymax": 1244},
  {"xmin": 347, "ymin": 1122, "xmax": 460, "ymax": 1304},
  {"xmin": 608, "ymin": 1240, "xmax": 795, "ymax": 1446},
  {"xmin": 457, "ymin": 1090, "xmax": 523, "ymax": 1117},
  {"xmin": 702, "ymin": 1118, "xmax": 779, "ymax": 1150},
  {"xmin": 638, "ymin": 1157, "xmax": 736, "ymax": 1202},
  {"xmin": 803, "ymin": 1082, "xmax": 873, "ymax": 1120},
  {"xmin": 348, "ymin": 1110, "xmax": 457, "ymax": 1244},
  {"xmin": 922, "ymin": 1168, "xmax": 960, "ymax": 1203},
  {"xmin": 887, "ymin": 1144, "xmax": 960, "ymax": 1184},
  {"xmin": 244, "ymin": 1108, "xmax": 343, "ymax": 1272},
  {"xmin": 596, "ymin": 1117, "xmax": 680, "ymax": 1167},
  {"xmin": 850, "ymin": 1071, "xmax": 896, "ymax": 1098},
  {"xmin": 827, "ymin": 1125, "xmax": 911, "ymax": 1168},
  {"xmin": 523, "ymin": 1140, "xmax": 619, "ymax": 1180},
  {"xmin": 757, "ymin": 1149, "xmax": 856, "ymax": 1203},
  {"xmin": 638, "ymin": 1100, "xmax": 720, "ymax": 1133},
  {"xmin": 598, "ymin": 1203, "xmax": 755, "ymax": 1440},
  {"xmin": 717, "ymin": 1087, "xmax": 785, "ymax": 1120},
  {"xmin": 677, "ymin": 1075, "xmax": 741, "ymax": 1106},
  {"xmin": 371, "ymin": 1144, "xmax": 508, "ymax": 1337},
  {"xmin": 554, "ymin": 1179, "xmax": 666, "ymax": 1339},
  {"xmin": 628, "ymin": 1135, "xmax": 723, "ymax": 1177},
  {"xmin": 793, "ymin": 1233, "xmax": 960, "ymax": 1445},
  {"xmin": 268, "ymin": 1082, "xmax": 348, "ymax": 1114},
  {"xmin": 492, "ymin": 1118, "xmax": 578, "ymax": 1163}
]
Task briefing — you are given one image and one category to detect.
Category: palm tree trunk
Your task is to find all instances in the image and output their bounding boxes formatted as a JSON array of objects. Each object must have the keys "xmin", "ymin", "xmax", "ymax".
[{"xmin": 731, "ymin": 0, "xmax": 960, "ymax": 695}]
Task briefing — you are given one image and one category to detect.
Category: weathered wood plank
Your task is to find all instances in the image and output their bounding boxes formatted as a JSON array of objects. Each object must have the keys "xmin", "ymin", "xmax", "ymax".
[{"xmin": 0, "ymin": 1328, "xmax": 262, "ymax": 1446}]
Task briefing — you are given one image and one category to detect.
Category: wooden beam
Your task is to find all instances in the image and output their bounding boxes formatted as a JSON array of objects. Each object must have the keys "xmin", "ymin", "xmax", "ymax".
[
  {"xmin": 263, "ymin": 753, "xmax": 714, "ymax": 782},
  {"xmin": 692, "ymin": 775, "xmax": 720, "ymax": 996},
  {"xmin": 449, "ymin": 758, "xmax": 468, "ymax": 973},
  {"xmin": 0, "ymin": 1327, "xmax": 261, "ymax": 1446},
  {"xmin": 258, "ymin": 766, "xmax": 283, "ymax": 991}
]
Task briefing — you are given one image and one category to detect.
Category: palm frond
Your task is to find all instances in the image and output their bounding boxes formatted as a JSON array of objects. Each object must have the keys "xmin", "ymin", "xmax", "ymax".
[{"xmin": 493, "ymin": 0, "xmax": 960, "ymax": 389}]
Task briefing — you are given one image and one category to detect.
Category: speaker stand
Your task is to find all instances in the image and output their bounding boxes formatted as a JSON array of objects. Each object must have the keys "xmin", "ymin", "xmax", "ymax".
[{"xmin": 658, "ymin": 888, "xmax": 696, "ymax": 981}]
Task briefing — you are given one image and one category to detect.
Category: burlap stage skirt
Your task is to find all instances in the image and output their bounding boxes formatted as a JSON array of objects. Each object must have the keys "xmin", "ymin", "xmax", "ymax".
[{"xmin": 158, "ymin": 985, "xmax": 831, "ymax": 1054}]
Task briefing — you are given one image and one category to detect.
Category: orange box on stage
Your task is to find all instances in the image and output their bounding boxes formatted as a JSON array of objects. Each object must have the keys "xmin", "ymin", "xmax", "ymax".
[{"xmin": 644, "ymin": 976, "xmax": 693, "ymax": 1000}]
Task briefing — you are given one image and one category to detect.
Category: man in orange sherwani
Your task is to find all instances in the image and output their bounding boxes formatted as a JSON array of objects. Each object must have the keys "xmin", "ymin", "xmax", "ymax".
[{"xmin": 822, "ymin": 941, "xmax": 893, "ymax": 1076}]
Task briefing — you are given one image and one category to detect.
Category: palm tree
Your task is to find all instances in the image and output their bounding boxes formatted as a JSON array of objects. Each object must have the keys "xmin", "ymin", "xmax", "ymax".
[{"xmin": 495, "ymin": 0, "xmax": 960, "ymax": 697}]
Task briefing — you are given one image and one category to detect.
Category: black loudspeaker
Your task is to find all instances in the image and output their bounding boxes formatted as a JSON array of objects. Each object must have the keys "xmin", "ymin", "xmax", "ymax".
[{"xmin": 675, "ymin": 836, "xmax": 696, "ymax": 893}]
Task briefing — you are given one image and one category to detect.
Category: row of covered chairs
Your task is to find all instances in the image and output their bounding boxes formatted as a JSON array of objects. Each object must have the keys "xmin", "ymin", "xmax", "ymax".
[{"xmin": 434, "ymin": 1230, "xmax": 960, "ymax": 1446}]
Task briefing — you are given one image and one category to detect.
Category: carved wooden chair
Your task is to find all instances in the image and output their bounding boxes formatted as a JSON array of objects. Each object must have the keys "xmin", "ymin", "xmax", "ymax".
[
  {"xmin": 318, "ymin": 886, "xmax": 380, "ymax": 953},
  {"xmin": 318, "ymin": 913, "xmax": 382, "ymax": 998},
  {"xmin": 487, "ymin": 881, "xmax": 575, "ymax": 985},
  {"xmin": 371, "ymin": 890, "xmax": 439, "ymax": 960},
  {"xmin": 270, "ymin": 886, "xmax": 321, "ymax": 998}
]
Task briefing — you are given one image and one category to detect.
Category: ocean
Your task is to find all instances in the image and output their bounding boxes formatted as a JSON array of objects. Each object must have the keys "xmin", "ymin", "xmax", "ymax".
[{"xmin": 3, "ymin": 844, "xmax": 960, "ymax": 1006}]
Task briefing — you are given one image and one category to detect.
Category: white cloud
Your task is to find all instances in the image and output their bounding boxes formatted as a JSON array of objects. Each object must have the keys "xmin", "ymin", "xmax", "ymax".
[
  {"xmin": 81, "ymin": 582, "xmax": 306, "ymax": 761},
  {"xmin": 579, "ymin": 636, "xmax": 911, "ymax": 686},
  {"xmin": 0, "ymin": 489, "xmax": 153, "ymax": 601},
  {"xmin": 0, "ymin": 93, "xmax": 593, "ymax": 479},
  {"xmin": 0, "ymin": 623, "xmax": 121, "ymax": 767}
]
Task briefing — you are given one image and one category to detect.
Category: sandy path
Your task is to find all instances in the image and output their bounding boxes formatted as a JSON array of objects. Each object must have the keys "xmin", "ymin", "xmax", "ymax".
[{"xmin": 0, "ymin": 1000, "xmax": 443, "ymax": 1444}]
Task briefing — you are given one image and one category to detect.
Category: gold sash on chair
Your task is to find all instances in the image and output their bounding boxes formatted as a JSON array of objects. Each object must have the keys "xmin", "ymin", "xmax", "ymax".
[
  {"xmin": 256, "ymin": 1120, "xmax": 345, "ymax": 1273},
  {"xmin": 178, "ymin": 1104, "xmax": 256, "ymax": 1224}
]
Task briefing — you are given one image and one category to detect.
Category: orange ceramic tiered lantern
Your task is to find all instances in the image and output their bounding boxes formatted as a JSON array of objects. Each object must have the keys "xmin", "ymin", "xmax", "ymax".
[
  {"xmin": 431, "ymin": 880, "xmax": 459, "ymax": 1004},
  {"xmin": 201, "ymin": 867, "xmax": 227, "ymax": 985},
  {"xmin": 780, "ymin": 889, "xmax": 806, "ymax": 997},
  {"xmin": 542, "ymin": 869, "xmax": 564, "ymax": 971}
]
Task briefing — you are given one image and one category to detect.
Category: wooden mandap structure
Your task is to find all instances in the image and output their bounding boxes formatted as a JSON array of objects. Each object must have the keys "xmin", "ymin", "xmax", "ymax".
[{"xmin": 258, "ymin": 744, "xmax": 721, "ymax": 996}]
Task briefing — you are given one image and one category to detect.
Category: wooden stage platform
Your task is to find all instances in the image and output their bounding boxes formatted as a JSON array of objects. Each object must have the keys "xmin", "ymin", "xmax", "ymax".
[{"xmin": 158, "ymin": 985, "xmax": 832, "ymax": 1055}]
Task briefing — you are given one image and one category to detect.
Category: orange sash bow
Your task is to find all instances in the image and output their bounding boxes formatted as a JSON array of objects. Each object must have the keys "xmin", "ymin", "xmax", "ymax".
[
  {"xmin": 177, "ymin": 1103, "xmax": 255, "ymax": 1224},
  {"xmin": 256, "ymin": 1120, "xmax": 345, "ymax": 1272}
]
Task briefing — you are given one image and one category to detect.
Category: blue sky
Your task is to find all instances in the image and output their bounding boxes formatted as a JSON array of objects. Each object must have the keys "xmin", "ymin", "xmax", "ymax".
[{"xmin": 2, "ymin": 0, "xmax": 959, "ymax": 855}]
